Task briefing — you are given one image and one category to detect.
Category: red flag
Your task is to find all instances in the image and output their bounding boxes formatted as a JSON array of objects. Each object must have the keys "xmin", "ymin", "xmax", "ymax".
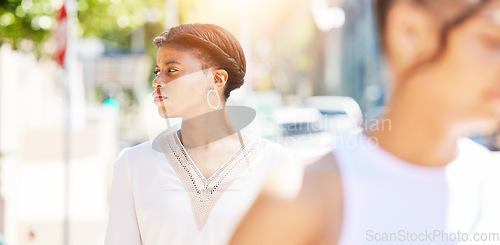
[{"xmin": 54, "ymin": 4, "xmax": 67, "ymax": 67}]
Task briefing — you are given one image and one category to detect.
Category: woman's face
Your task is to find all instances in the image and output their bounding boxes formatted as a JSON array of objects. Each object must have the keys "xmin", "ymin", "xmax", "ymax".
[
  {"xmin": 388, "ymin": 0, "xmax": 500, "ymax": 125},
  {"xmin": 152, "ymin": 45, "xmax": 215, "ymax": 119},
  {"xmin": 431, "ymin": 0, "xmax": 500, "ymax": 122}
]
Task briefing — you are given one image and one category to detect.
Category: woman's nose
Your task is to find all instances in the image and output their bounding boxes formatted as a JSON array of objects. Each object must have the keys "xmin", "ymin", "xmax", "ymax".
[{"xmin": 152, "ymin": 76, "xmax": 166, "ymax": 89}]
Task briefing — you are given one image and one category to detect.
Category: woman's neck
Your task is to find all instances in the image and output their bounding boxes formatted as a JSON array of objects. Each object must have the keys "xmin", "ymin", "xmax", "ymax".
[
  {"xmin": 179, "ymin": 108, "xmax": 237, "ymax": 150},
  {"xmin": 366, "ymin": 92, "xmax": 463, "ymax": 167}
]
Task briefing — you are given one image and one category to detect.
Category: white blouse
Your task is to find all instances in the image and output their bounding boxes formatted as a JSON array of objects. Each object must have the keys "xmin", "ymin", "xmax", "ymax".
[{"xmin": 104, "ymin": 131, "xmax": 295, "ymax": 245}]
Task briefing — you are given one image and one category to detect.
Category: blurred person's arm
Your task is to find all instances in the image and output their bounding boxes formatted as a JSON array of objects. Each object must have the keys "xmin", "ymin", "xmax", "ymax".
[
  {"xmin": 230, "ymin": 153, "xmax": 342, "ymax": 245},
  {"xmin": 104, "ymin": 149, "xmax": 142, "ymax": 245}
]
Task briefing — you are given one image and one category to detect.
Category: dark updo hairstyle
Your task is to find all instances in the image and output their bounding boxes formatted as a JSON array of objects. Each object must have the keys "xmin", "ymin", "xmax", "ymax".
[
  {"xmin": 375, "ymin": 0, "xmax": 491, "ymax": 61},
  {"xmin": 153, "ymin": 23, "xmax": 246, "ymax": 101}
]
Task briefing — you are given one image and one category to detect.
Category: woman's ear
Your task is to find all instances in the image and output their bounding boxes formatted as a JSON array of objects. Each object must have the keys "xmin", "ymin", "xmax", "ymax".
[
  {"xmin": 213, "ymin": 69, "xmax": 229, "ymax": 89},
  {"xmin": 385, "ymin": 1, "xmax": 441, "ymax": 76}
]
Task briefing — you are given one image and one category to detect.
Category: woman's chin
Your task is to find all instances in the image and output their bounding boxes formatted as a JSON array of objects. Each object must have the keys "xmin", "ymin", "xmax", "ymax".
[{"xmin": 156, "ymin": 107, "xmax": 177, "ymax": 118}]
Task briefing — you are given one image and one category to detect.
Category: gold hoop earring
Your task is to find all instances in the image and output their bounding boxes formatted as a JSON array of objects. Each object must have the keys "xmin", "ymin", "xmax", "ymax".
[{"xmin": 206, "ymin": 88, "xmax": 221, "ymax": 109}]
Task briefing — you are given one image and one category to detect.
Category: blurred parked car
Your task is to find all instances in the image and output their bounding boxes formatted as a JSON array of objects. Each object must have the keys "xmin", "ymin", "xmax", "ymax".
[
  {"xmin": 273, "ymin": 96, "xmax": 363, "ymax": 160},
  {"xmin": 304, "ymin": 96, "xmax": 363, "ymax": 134}
]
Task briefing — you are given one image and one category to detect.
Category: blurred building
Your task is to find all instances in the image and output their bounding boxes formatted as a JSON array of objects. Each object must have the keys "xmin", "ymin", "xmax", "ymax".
[
  {"xmin": 0, "ymin": 39, "xmax": 152, "ymax": 244},
  {"xmin": 340, "ymin": 0, "xmax": 385, "ymax": 118}
]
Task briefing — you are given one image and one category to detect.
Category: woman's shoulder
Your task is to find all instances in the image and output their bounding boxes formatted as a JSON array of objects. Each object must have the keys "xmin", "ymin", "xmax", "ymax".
[
  {"xmin": 121, "ymin": 141, "xmax": 155, "ymax": 156},
  {"xmin": 115, "ymin": 141, "xmax": 157, "ymax": 165}
]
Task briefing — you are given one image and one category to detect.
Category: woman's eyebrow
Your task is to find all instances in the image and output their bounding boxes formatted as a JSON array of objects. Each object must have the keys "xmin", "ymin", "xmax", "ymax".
[
  {"xmin": 164, "ymin": 61, "xmax": 180, "ymax": 65},
  {"xmin": 156, "ymin": 61, "xmax": 180, "ymax": 67}
]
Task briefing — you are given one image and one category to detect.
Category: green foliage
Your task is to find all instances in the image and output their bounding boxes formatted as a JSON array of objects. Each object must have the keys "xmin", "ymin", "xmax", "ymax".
[
  {"xmin": 77, "ymin": 0, "xmax": 163, "ymax": 40},
  {"xmin": 0, "ymin": 0, "xmax": 166, "ymax": 57},
  {"xmin": 0, "ymin": 0, "xmax": 55, "ymax": 56}
]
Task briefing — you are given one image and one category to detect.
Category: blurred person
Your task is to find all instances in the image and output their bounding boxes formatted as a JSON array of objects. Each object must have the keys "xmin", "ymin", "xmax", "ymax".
[
  {"xmin": 230, "ymin": 0, "xmax": 500, "ymax": 244},
  {"xmin": 104, "ymin": 23, "xmax": 297, "ymax": 245}
]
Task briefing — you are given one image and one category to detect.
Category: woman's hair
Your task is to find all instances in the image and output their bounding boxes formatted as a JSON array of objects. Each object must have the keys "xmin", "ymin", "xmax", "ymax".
[
  {"xmin": 153, "ymin": 23, "xmax": 246, "ymax": 100},
  {"xmin": 375, "ymin": 0, "xmax": 491, "ymax": 60}
]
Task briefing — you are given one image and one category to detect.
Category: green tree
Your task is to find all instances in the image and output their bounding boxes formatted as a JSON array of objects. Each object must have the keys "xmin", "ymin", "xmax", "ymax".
[
  {"xmin": 0, "ymin": 0, "xmax": 54, "ymax": 57},
  {"xmin": 0, "ymin": 0, "xmax": 166, "ymax": 57}
]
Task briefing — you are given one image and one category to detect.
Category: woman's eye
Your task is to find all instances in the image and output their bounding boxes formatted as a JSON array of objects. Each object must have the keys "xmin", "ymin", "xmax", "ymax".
[
  {"xmin": 153, "ymin": 70, "xmax": 160, "ymax": 75},
  {"xmin": 480, "ymin": 33, "xmax": 500, "ymax": 49},
  {"xmin": 168, "ymin": 68, "xmax": 177, "ymax": 73}
]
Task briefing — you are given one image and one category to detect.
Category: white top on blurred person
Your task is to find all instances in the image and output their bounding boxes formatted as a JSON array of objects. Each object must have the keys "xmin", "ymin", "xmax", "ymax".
[
  {"xmin": 104, "ymin": 23, "xmax": 298, "ymax": 245},
  {"xmin": 230, "ymin": 1, "xmax": 500, "ymax": 244}
]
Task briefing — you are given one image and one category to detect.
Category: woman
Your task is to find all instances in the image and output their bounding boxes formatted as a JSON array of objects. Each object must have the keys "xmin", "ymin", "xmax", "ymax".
[
  {"xmin": 231, "ymin": 0, "xmax": 500, "ymax": 244},
  {"xmin": 104, "ymin": 23, "xmax": 297, "ymax": 245}
]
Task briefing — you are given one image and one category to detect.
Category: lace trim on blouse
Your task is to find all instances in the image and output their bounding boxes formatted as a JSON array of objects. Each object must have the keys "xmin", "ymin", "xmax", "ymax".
[{"xmin": 158, "ymin": 132, "xmax": 267, "ymax": 230}]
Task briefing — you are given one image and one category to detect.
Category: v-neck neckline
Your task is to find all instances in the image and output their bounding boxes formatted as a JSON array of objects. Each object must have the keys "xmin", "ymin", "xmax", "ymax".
[
  {"xmin": 158, "ymin": 130, "xmax": 268, "ymax": 230},
  {"xmin": 173, "ymin": 131, "xmax": 252, "ymax": 182}
]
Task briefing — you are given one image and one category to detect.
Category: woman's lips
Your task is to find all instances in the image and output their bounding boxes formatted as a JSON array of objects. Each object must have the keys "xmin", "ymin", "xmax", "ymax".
[
  {"xmin": 154, "ymin": 96, "xmax": 168, "ymax": 104},
  {"xmin": 152, "ymin": 92, "xmax": 168, "ymax": 104}
]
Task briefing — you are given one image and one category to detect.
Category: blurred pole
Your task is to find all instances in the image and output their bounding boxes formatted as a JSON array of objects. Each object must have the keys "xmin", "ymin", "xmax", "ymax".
[
  {"xmin": 0, "ymin": 41, "xmax": 3, "ymax": 236},
  {"xmin": 165, "ymin": 0, "xmax": 179, "ymax": 28},
  {"xmin": 310, "ymin": 0, "xmax": 345, "ymax": 96},
  {"xmin": 312, "ymin": 32, "xmax": 326, "ymax": 96},
  {"xmin": 63, "ymin": 0, "xmax": 77, "ymax": 244},
  {"xmin": 324, "ymin": 27, "xmax": 342, "ymax": 95},
  {"xmin": 131, "ymin": 27, "xmax": 146, "ymax": 53}
]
